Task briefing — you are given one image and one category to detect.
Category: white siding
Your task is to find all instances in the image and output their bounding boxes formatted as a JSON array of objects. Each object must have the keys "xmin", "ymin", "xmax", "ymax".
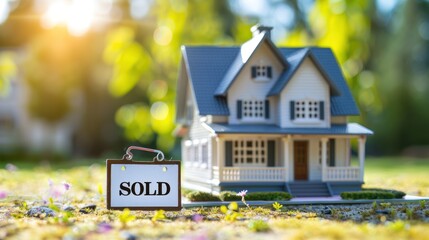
[
  {"xmin": 189, "ymin": 113, "xmax": 211, "ymax": 140},
  {"xmin": 334, "ymin": 138, "xmax": 349, "ymax": 166},
  {"xmin": 279, "ymin": 57, "xmax": 330, "ymax": 128},
  {"xmin": 308, "ymin": 139, "xmax": 322, "ymax": 180},
  {"xmin": 227, "ymin": 42, "xmax": 283, "ymax": 125}
]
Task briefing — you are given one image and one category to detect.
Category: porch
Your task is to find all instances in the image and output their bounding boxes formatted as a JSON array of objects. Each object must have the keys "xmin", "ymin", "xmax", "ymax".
[{"xmin": 212, "ymin": 165, "xmax": 361, "ymax": 182}]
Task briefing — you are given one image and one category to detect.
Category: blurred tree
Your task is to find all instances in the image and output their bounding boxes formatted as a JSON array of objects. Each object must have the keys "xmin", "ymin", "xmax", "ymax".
[
  {"xmin": 0, "ymin": 52, "xmax": 16, "ymax": 96},
  {"xmin": 104, "ymin": 0, "xmax": 238, "ymax": 153}
]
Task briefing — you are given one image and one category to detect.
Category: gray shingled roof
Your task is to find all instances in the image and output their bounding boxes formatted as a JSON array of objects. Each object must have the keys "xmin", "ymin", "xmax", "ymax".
[
  {"xmin": 205, "ymin": 123, "xmax": 373, "ymax": 135},
  {"xmin": 181, "ymin": 44, "xmax": 359, "ymax": 116}
]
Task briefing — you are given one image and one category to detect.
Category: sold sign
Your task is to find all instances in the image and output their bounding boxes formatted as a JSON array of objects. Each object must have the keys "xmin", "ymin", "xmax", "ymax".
[{"xmin": 106, "ymin": 147, "xmax": 181, "ymax": 210}]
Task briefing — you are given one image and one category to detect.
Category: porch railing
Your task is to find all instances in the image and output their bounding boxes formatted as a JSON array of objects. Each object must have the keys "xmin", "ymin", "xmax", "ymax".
[
  {"xmin": 325, "ymin": 167, "xmax": 360, "ymax": 181},
  {"xmin": 213, "ymin": 167, "xmax": 287, "ymax": 182}
]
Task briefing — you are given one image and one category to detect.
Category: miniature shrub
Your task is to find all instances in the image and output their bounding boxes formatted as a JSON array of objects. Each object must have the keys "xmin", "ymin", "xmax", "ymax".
[
  {"xmin": 362, "ymin": 188, "xmax": 406, "ymax": 199},
  {"xmin": 186, "ymin": 191, "xmax": 220, "ymax": 202},
  {"xmin": 219, "ymin": 191, "xmax": 241, "ymax": 201},
  {"xmin": 340, "ymin": 191, "xmax": 395, "ymax": 200},
  {"xmin": 246, "ymin": 192, "xmax": 292, "ymax": 201}
]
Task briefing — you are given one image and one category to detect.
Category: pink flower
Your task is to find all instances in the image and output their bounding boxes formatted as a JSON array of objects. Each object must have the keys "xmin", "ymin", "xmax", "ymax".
[
  {"xmin": 0, "ymin": 190, "xmax": 7, "ymax": 199},
  {"xmin": 237, "ymin": 190, "xmax": 248, "ymax": 197},
  {"xmin": 97, "ymin": 222, "xmax": 113, "ymax": 233},
  {"xmin": 63, "ymin": 182, "xmax": 71, "ymax": 191},
  {"xmin": 192, "ymin": 214, "xmax": 204, "ymax": 223}
]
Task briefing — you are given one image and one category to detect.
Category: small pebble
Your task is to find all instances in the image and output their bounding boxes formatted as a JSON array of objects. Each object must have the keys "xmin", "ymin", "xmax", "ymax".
[
  {"xmin": 27, "ymin": 206, "xmax": 56, "ymax": 218},
  {"xmin": 121, "ymin": 232, "xmax": 137, "ymax": 240},
  {"xmin": 323, "ymin": 207, "xmax": 332, "ymax": 215},
  {"xmin": 376, "ymin": 209, "xmax": 390, "ymax": 215},
  {"xmin": 79, "ymin": 204, "xmax": 96, "ymax": 214},
  {"xmin": 63, "ymin": 206, "xmax": 76, "ymax": 212}
]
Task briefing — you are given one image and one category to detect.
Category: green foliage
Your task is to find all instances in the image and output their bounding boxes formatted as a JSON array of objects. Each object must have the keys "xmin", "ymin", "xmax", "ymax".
[
  {"xmin": 245, "ymin": 192, "xmax": 292, "ymax": 201},
  {"xmin": 406, "ymin": 208, "xmax": 414, "ymax": 220},
  {"xmin": 187, "ymin": 191, "xmax": 292, "ymax": 202},
  {"xmin": 419, "ymin": 200, "xmax": 426, "ymax": 209},
  {"xmin": 186, "ymin": 191, "xmax": 220, "ymax": 202},
  {"xmin": 341, "ymin": 191, "xmax": 395, "ymax": 200},
  {"xmin": 118, "ymin": 208, "xmax": 136, "ymax": 228},
  {"xmin": 0, "ymin": 52, "xmax": 16, "ymax": 96},
  {"xmin": 48, "ymin": 197, "xmax": 60, "ymax": 212},
  {"xmin": 362, "ymin": 188, "xmax": 406, "ymax": 199},
  {"xmin": 272, "ymin": 202, "xmax": 283, "ymax": 212},
  {"xmin": 248, "ymin": 219, "xmax": 270, "ymax": 232},
  {"xmin": 379, "ymin": 202, "xmax": 391, "ymax": 209},
  {"xmin": 341, "ymin": 188, "xmax": 405, "ymax": 200},
  {"xmin": 219, "ymin": 191, "xmax": 241, "ymax": 201}
]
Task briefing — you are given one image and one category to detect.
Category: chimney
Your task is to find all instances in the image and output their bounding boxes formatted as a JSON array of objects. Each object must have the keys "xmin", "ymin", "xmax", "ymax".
[{"xmin": 251, "ymin": 24, "xmax": 273, "ymax": 39}]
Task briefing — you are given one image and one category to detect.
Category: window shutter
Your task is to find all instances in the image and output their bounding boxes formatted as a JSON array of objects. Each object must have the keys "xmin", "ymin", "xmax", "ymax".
[
  {"xmin": 267, "ymin": 66, "xmax": 272, "ymax": 78},
  {"xmin": 290, "ymin": 101, "xmax": 295, "ymax": 120},
  {"xmin": 251, "ymin": 66, "xmax": 257, "ymax": 78},
  {"xmin": 237, "ymin": 100, "xmax": 242, "ymax": 119},
  {"xmin": 329, "ymin": 139, "xmax": 335, "ymax": 167},
  {"xmin": 319, "ymin": 101, "xmax": 324, "ymax": 120},
  {"xmin": 225, "ymin": 141, "xmax": 233, "ymax": 167},
  {"xmin": 265, "ymin": 100, "xmax": 270, "ymax": 119},
  {"xmin": 267, "ymin": 140, "xmax": 275, "ymax": 167}
]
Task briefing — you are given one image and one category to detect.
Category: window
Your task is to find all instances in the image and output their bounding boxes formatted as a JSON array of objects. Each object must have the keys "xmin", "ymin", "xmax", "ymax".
[
  {"xmin": 243, "ymin": 100, "xmax": 264, "ymax": 119},
  {"xmin": 251, "ymin": 65, "xmax": 272, "ymax": 80},
  {"xmin": 232, "ymin": 140, "xmax": 267, "ymax": 166},
  {"xmin": 237, "ymin": 100, "xmax": 270, "ymax": 120},
  {"xmin": 290, "ymin": 100, "xmax": 324, "ymax": 121},
  {"xmin": 201, "ymin": 140, "xmax": 209, "ymax": 167},
  {"xmin": 185, "ymin": 139, "xmax": 209, "ymax": 168}
]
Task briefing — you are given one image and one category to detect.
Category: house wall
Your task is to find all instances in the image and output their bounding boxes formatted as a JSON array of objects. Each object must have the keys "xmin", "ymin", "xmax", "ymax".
[
  {"xmin": 331, "ymin": 116, "xmax": 347, "ymax": 124},
  {"xmin": 334, "ymin": 138, "xmax": 349, "ymax": 166},
  {"xmin": 279, "ymin": 57, "xmax": 331, "ymax": 128},
  {"xmin": 308, "ymin": 139, "xmax": 322, "ymax": 180},
  {"xmin": 227, "ymin": 42, "xmax": 283, "ymax": 125}
]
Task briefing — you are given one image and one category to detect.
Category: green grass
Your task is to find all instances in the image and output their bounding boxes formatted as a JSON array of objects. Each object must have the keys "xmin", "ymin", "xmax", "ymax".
[
  {"xmin": 0, "ymin": 157, "xmax": 429, "ymax": 239},
  {"xmin": 363, "ymin": 157, "xmax": 429, "ymax": 196}
]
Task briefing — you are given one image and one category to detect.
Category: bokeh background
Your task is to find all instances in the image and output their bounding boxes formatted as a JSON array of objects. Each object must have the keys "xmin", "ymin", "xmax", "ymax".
[{"xmin": 0, "ymin": 0, "xmax": 429, "ymax": 161}]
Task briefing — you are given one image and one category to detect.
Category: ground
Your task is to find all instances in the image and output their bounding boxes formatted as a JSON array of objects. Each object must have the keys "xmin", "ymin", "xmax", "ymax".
[{"xmin": 1, "ymin": 157, "xmax": 429, "ymax": 239}]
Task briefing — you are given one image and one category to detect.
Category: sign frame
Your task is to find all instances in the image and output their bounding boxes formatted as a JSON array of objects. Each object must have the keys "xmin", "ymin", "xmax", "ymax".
[{"xmin": 106, "ymin": 158, "xmax": 181, "ymax": 211}]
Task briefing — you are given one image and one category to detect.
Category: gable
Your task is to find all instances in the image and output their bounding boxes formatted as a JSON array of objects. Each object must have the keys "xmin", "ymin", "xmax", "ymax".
[
  {"xmin": 175, "ymin": 46, "xmax": 359, "ymax": 123},
  {"xmin": 214, "ymin": 34, "xmax": 287, "ymax": 96}
]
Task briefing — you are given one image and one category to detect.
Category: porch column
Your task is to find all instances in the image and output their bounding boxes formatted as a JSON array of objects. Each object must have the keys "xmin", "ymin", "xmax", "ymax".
[
  {"xmin": 282, "ymin": 135, "xmax": 291, "ymax": 181},
  {"xmin": 321, "ymin": 138, "xmax": 328, "ymax": 181},
  {"xmin": 358, "ymin": 136, "xmax": 366, "ymax": 182},
  {"xmin": 217, "ymin": 137, "xmax": 225, "ymax": 181}
]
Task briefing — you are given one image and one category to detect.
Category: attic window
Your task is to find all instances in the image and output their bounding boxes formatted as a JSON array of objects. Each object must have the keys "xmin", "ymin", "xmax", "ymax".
[
  {"xmin": 251, "ymin": 66, "xmax": 272, "ymax": 80},
  {"xmin": 290, "ymin": 100, "xmax": 325, "ymax": 122},
  {"xmin": 237, "ymin": 99, "xmax": 270, "ymax": 121}
]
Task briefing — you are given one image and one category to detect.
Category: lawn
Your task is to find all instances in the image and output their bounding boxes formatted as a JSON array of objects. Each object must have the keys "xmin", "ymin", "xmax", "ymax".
[{"xmin": 0, "ymin": 157, "xmax": 429, "ymax": 239}]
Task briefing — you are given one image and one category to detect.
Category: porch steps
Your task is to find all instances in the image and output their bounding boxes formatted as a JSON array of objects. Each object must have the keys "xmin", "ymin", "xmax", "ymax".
[{"xmin": 287, "ymin": 182, "xmax": 332, "ymax": 197}]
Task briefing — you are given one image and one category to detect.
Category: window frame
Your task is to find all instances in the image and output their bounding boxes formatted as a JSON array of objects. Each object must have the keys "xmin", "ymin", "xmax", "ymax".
[
  {"xmin": 292, "ymin": 99, "xmax": 324, "ymax": 124},
  {"xmin": 251, "ymin": 65, "xmax": 272, "ymax": 82},
  {"xmin": 232, "ymin": 139, "xmax": 268, "ymax": 167}
]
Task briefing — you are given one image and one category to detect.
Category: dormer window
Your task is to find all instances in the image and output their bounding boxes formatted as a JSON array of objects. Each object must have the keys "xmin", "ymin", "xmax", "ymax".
[
  {"xmin": 290, "ymin": 100, "xmax": 325, "ymax": 122},
  {"xmin": 251, "ymin": 65, "xmax": 272, "ymax": 81},
  {"xmin": 237, "ymin": 99, "xmax": 270, "ymax": 121}
]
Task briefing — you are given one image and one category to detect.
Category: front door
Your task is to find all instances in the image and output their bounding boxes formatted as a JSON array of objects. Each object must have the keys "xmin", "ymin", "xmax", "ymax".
[{"xmin": 294, "ymin": 141, "xmax": 308, "ymax": 180}]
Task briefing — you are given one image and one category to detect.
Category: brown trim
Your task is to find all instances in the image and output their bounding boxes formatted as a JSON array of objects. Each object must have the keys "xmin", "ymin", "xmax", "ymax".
[{"xmin": 106, "ymin": 159, "xmax": 182, "ymax": 211}]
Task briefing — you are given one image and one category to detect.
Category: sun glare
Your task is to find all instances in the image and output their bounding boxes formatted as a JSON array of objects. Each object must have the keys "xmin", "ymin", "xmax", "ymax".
[{"xmin": 42, "ymin": 0, "xmax": 95, "ymax": 36}]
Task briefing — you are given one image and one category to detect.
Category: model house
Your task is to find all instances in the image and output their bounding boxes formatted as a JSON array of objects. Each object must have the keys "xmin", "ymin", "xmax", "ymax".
[{"xmin": 175, "ymin": 25, "xmax": 373, "ymax": 197}]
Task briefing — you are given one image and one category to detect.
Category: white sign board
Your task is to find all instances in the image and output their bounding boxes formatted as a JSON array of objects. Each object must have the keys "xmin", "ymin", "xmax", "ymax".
[{"xmin": 107, "ymin": 159, "xmax": 181, "ymax": 210}]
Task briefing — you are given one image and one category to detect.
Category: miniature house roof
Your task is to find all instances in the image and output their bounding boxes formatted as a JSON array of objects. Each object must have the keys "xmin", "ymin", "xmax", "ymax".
[
  {"xmin": 204, "ymin": 123, "xmax": 373, "ymax": 135},
  {"xmin": 177, "ymin": 32, "xmax": 360, "ymax": 118}
]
